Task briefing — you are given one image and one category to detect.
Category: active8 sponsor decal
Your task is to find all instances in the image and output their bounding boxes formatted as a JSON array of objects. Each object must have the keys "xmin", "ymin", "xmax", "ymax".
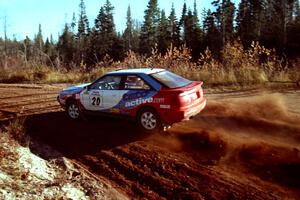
[
  {"xmin": 124, "ymin": 97, "xmax": 165, "ymax": 108},
  {"xmin": 112, "ymin": 90, "xmax": 165, "ymax": 110},
  {"xmin": 125, "ymin": 97, "xmax": 153, "ymax": 108}
]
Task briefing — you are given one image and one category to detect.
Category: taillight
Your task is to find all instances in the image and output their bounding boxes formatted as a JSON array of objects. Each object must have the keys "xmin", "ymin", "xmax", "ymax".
[
  {"xmin": 200, "ymin": 82, "xmax": 204, "ymax": 97},
  {"xmin": 199, "ymin": 87, "xmax": 203, "ymax": 98}
]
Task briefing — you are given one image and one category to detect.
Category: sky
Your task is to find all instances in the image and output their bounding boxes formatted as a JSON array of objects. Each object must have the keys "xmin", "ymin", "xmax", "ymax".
[{"xmin": 0, "ymin": 0, "xmax": 239, "ymax": 41}]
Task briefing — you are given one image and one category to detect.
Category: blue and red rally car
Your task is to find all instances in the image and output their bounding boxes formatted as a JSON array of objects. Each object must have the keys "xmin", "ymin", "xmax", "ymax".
[{"xmin": 57, "ymin": 68, "xmax": 206, "ymax": 131}]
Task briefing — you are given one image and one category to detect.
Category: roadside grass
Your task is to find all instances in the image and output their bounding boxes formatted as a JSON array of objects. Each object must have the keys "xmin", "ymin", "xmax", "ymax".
[
  {"xmin": 4, "ymin": 117, "xmax": 29, "ymax": 147},
  {"xmin": 0, "ymin": 118, "xmax": 30, "ymax": 197},
  {"xmin": 0, "ymin": 41, "xmax": 299, "ymax": 86}
]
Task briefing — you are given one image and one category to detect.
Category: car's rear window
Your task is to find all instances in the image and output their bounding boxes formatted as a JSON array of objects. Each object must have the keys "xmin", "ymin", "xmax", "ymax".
[{"xmin": 151, "ymin": 70, "xmax": 192, "ymax": 89}]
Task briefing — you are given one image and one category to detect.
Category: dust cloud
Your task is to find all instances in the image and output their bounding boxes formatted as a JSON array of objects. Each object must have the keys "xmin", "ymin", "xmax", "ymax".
[{"xmin": 151, "ymin": 93, "xmax": 300, "ymax": 188}]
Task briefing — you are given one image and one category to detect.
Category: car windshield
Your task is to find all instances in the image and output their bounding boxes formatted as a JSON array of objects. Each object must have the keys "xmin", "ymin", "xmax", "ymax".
[{"xmin": 151, "ymin": 70, "xmax": 192, "ymax": 89}]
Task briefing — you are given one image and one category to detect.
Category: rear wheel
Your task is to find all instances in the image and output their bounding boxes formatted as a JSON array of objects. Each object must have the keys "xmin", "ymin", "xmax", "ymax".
[
  {"xmin": 67, "ymin": 101, "xmax": 81, "ymax": 120},
  {"xmin": 138, "ymin": 108, "xmax": 161, "ymax": 132}
]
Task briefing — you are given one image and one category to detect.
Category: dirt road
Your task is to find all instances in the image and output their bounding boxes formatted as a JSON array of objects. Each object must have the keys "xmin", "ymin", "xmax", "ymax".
[{"xmin": 1, "ymin": 84, "xmax": 300, "ymax": 199}]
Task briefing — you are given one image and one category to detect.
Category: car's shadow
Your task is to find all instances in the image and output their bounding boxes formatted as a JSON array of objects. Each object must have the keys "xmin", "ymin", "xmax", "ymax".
[{"xmin": 25, "ymin": 111, "xmax": 145, "ymax": 159}]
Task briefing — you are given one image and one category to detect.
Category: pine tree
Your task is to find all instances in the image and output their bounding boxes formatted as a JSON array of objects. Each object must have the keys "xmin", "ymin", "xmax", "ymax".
[
  {"xmin": 71, "ymin": 13, "xmax": 77, "ymax": 33},
  {"xmin": 23, "ymin": 36, "xmax": 33, "ymax": 63},
  {"xmin": 158, "ymin": 9, "xmax": 170, "ymax": 54},
  {"xmin": 57, "ymin": 24, "xmax": 76, "ymax": 68},
  {"xmin": 33, "ymin": 24, "xmax": 44, "ymax": 63},
  {"xmin": 139, "ymin": 0, "xmax": 160, "ymax": 55},
  {"xmin": 295, "ymin": 0, "xmax": 300, "ymax": 17},
  {"xmin": 77, "ymin": 0, "xmax": 90, "ymax": 38},
  {"xmin": 260, "ymin": 0, "xmax": 297, "ymax": 53},
  {"xmin": 286, "ymin": 0, "xmax": 300, "ymax": 55},
  {"xmin": 212, "ymin": 0, "xmax": 235, "ymax": 46},
  {"xmin": 237, "ymin": 0, "xmax": 266, "ymax": 47},
  {"xmin": 179, "ymin": 1, "xmax": 203, "ymax": 59},
  {"xmin": 132, "ymin": 20, "xmax": 141, "ymax": 52},
  {"xmin": 180, "ymin": 2, "xmax": 188, "ymax": 43},
  {"xmin": 93, "ymin": 7, "xmax": 106, "ymax": 61},
  {"xmin": 44, "ymin": 37, "xmax": 56, "ymax": 65},
  {"xmin": 34, "ymin": 24, "xmax": 43, "ymax": 51},
  {"xmin": 123, "ymin": 5, "xmax": 134, "ymax": 52},
  {"xmin": 111, "ymin": 33, "xmax": 125, "ymax": 61},
  {"xmin": 44, "ymin": 38, "xmax": 51, "ymax": 55},
  {"xmin": 168, "ymin": 4, "xmax": 180, "ymax": 48},
  {"xmin": 224, "ymin": 0, "xmax": 235, "ymax": 42},
  {"xmin": 193, "ymin": 0, "xmax": 199, "ymax": 26},
  {"xmin": 104, "ymin": 0, "xmax": 115, "ymax": 36},
  {"xmin": 184, "ymin": 9, "xmax": 194, "ymax": 49},
  {"xmin": 95, "ymin": 7, "xmax": 106, "ymax": 32},
  {"xmin": 236, "ymin": 0, "xmax": 250, "ymax": 45},
  {"xmin": 50, "ymin": 34, "xmax": 54, "ymax": 45},
  {"xmin": 191, "ymin": 0, "xmax": 204, "ymax": 60},
  {"xmin": 77, "ymin": 0, "xmax": 90, "ymax": 64},
  {"xmin": 203, "ymin": 9, "xmax": 222, "ymax": 54},
  {"xmin": 93, "ymin": 0, "xmax": 119, "ymax": 60}
]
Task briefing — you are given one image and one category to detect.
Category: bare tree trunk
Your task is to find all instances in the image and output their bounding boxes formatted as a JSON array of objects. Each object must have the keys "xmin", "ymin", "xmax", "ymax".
[
  {"xmin": 4, "ymin": 54, "xmax": 8, "ymax": 70},
  {"xmin": 3, "ymin": 16, "xmax": 8, "ymax": 70},
  {"xmin": 282, "ymin": 0, "xmax": 290, "ymax": 50},
  {"xmin": 23, "ymin": 42, "xmax": 28, "ymax": 67}
]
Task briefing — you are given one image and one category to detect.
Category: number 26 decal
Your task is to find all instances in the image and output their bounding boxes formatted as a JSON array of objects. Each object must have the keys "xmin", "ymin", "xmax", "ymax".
[{"xmin": 91, "ymin": 97, "xmax": 101, "ymax": 106}]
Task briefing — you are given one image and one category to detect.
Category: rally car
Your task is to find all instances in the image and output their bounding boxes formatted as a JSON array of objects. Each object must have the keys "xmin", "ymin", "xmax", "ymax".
[{"xmin": 57, "ymin": 68, "xmax": 206, "ymax": 131}]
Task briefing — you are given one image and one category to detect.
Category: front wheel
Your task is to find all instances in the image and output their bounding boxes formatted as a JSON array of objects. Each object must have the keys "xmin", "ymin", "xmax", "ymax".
[
  {"xmin": 138, "ymin": 108, "xmax": 161, "ymax": 132},
  {"xmin": 67, "ymin": 101, "xmax": 81, "ymax": 120}
]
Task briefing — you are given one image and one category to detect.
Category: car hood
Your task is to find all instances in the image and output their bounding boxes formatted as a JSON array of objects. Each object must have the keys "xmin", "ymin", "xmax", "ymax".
[{"xmin": 60, "ymin": 83, "xmax": 90, "ymax": 95}]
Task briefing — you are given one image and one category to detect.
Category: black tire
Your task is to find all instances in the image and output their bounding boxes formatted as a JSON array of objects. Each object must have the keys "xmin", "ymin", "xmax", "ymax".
[
  {"xmin": 137, "ymin": 108, "xmax": 161, "ymax": 132},
  {"xmin": 66, "ymin": 100, "xmax": 81, "ymax": 120}
]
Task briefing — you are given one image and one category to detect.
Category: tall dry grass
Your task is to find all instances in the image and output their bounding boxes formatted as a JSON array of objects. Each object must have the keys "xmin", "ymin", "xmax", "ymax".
[
  {"xmin": 0, "ymin": 41, "xmax": 299, "ymax": 85},
  {"xmin": 5, "ymin": 117, "xmax": 30, "ymax": 147},
  {"xmin": 118, "ymin": 41, "xmax": 300, "ymax": 85}
]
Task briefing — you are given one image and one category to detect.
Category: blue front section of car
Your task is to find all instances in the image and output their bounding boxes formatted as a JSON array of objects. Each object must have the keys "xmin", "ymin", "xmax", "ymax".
[
  {"xmin": 58, "ymin": 71, "xmax": 163, "ymax": 112},
  {"xmin": 59, "ymin": 83, "xmax": 90, "ymax": 98},
  {"xmin": 58, "ymin": 83, "xmax": 90, "ymax": 107}
]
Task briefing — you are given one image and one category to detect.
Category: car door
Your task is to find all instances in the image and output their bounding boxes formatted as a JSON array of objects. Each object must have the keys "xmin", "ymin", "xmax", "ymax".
[
  {"xmin": 80, "ymin": 75, "xmax": 124, "ymax": 112},
  {"xmin": 120, "ymin": 75, "xmax": 155, "ymax": 110},
  {"xmin": 80, "ymin": 87, "xmax": 104, "ymax": 111}
]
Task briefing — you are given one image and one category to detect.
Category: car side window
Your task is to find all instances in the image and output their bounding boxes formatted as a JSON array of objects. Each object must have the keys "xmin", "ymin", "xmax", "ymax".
[
  {"xmin": 89, "ymin": 75, "xmax": 122, "ymax": 90},
  {"xmin": 124, "ymin": 76, "xmax": 150, "ymax": 90}
]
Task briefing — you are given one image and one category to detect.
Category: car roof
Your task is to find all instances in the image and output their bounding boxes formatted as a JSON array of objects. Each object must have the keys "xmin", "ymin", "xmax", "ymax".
[{"xmin": 107, "ymin": 68, "xmax": 165, "ymax": 75}]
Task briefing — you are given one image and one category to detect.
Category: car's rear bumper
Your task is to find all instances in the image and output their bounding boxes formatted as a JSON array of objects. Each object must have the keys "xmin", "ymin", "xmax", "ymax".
[
  {"xmin": 160, "ymin": 98, "xmax": 206, "ymax": 125},
  {"xmin": 183, "ymin": 98, "xmax": 206, "ymax": 120}
]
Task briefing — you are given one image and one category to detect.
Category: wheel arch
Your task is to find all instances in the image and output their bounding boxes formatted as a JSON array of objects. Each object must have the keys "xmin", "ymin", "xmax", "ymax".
[
  {"xmin": 136, "ymin": 105, "xmax": 159, "ymax": 119},
  {"xmin": 65, "ymin": 96, "xmax": 76, "ymax": 106},
  {"xmin": 136, "ymin": 105, "xmax": 164, "ymax": 132}
]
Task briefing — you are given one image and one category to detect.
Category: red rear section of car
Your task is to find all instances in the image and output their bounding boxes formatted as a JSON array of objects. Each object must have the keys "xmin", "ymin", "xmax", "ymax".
[{"xmin": 154, "ymin": 81, "xmax": 206, "ymax": 125}]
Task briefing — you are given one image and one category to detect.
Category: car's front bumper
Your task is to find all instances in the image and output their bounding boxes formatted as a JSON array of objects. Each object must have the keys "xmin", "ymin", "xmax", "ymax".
[{"xmin": 57, "ymin": 96, "xmax": 66, "ymax": 108}]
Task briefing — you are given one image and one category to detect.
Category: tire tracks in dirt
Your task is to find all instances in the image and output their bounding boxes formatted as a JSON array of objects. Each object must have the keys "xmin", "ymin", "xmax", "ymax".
[
  {"xmin": 0, "ymin": 85, "xmax": 61, "ymax": 120},
  {"xmin": 1, "ymin": 84, "xmax": 300, "ymax": 199}
]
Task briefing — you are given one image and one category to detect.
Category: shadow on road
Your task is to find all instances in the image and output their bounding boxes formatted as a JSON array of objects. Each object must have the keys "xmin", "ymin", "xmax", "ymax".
[{"xmin": 25, "ymin": 111, "xmax": 145, "ymax": 159}]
